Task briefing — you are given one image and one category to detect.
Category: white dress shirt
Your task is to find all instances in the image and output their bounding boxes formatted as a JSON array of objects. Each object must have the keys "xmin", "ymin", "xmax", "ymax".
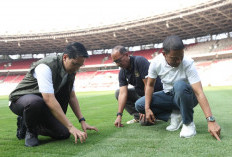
[{"xmin": 148, "ymin": 54, "xmax": 200, "ymax": 93}]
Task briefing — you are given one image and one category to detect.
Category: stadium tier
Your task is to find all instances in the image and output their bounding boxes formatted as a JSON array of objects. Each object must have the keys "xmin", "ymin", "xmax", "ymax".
[
  {"xmin": 0, "ymin": 75, "xmax": 25, "ymax": 83},
  {"xmin": 1, "ymin": 38, "xmax": 232, "ymax": 95},
  {"xmin": 75, "ymin": 70, "xmax": 119, "ymax": 91},
  {"xmin": 185, "ymin": 38, "xmax": 232, "ymax": 56},
  {"xmin": 132, "ymin": 49, "xmax": 159, "ymax": 60},
  {"xmin": 0, "ymin": 49, "xmax": 156, "ymax": 69},
  {"xmin": 0, "ymin": 59, "xmax": 38, "ymax": 70},
  {"xmin": 84, "ymin": 54, "xmax": 109, "ymax": 65},
  {"xmin": 1, "ymin": 58, "xmax": 232, "ymax": 85},
  {"xmin": 0, "ymin": 76, "xmax": 5, "ymax": 80},
  {"xmin": 1, "ymin": 39, "xmax": 232, "ymax": 70}
]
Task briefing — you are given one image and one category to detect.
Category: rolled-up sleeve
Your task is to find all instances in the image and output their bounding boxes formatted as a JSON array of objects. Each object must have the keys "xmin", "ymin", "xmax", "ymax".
[
  {"xmin": 119, "ymin": 70, "xmax": 128, "ymax": 87},
  {"xmin": 148, "ymin": 60, "xmax": 158, "ymax": 79},
  {"xmin": 186, "ymin": 62, "xmax": 201, "ymax": 85}
]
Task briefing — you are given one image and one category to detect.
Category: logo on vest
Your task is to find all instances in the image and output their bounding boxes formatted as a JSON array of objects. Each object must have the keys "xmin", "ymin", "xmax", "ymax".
[{"xmin": 135, "ymin": 71, "xmax": 140, "ymax": 77}]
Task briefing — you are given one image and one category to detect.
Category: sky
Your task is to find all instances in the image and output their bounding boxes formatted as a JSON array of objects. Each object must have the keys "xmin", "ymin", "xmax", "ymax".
[{"xmin": 0, "ymin": 0, "xmax": 209, "ymax": 35}]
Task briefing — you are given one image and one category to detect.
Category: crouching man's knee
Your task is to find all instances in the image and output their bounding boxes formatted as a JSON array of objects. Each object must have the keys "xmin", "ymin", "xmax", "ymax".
[
  {"xmin": 53, "ymin": 129, "xmax": 70, "ymax": 140},
  {"xmin": 135, "ymin": 96, "xmax": 145, "ymax": 114},
  {"xmin": 115, "ymin": 89, "xmax": 120, "ymax": 100},
  {"xmin": 59, "ymin": 131, "xmax": 70, "ymax": 139},
  {"xmin": 173, "ymin": 80, "xmax": 192, "ymax": 96}
]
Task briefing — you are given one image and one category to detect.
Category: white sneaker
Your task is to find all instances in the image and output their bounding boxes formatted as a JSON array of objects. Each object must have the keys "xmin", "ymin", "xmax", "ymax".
[
  {"xmin": 180, "ymin": 122, "xmax": 197, "ymax": 138},
  {"xmin": 126, "ymin": 119, "xmax": 139, "ymax": 124},
  {"xmin": 166, "ymin": 111, "xmax": 183, "ymax": 131}
]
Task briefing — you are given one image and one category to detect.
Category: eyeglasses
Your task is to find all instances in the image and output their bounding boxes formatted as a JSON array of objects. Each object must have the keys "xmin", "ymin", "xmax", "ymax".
[{"xmin": 113, "ymin": 55, "xmax": 125, "ymax": 63}]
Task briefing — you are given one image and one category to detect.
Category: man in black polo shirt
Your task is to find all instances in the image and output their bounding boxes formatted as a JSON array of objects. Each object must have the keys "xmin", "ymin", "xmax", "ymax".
[{"xmin": 111, "ymin": 46, "xmax": 163, "ymax": 127}]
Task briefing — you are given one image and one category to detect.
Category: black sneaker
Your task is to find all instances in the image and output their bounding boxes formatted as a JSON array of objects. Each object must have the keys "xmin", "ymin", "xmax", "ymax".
[
  {"xmin": 25, "ymin": 130, "xmax": 39, "ymax": 147},
  {"xmin": 16, "ymin": 116, "xmax": 27, "ymax": 140}
]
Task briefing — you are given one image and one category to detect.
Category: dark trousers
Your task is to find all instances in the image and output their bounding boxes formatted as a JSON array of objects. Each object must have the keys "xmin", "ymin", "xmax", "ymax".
[
  {"xmin": 115, "ymin": 88, "xmax": 141, "ymax": 120},
  {"xmin": 9, "ymin": 94, "xmax": 70, "ymax": 139}
]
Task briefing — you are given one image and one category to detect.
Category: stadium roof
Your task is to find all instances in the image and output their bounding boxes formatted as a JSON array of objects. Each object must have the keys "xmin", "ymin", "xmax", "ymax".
[{"xmin": 0, "ymin": 0, "xmax": 232, "ymax": 55}]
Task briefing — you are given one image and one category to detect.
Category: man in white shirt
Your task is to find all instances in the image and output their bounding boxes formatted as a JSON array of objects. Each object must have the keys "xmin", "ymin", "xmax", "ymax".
[
  {"xmin": 135, "ymin": 35, "xmax": 221, "ymax": 140},
  {"xmin": 9, "ymin": 42, "xmax": 98, "ymax": 147}
]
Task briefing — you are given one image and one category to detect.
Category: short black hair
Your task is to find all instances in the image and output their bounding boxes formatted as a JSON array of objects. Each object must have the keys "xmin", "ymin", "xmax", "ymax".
[
  {"xmin": 64, "ymin": 42, "xmax": 89, "ymax": 58},
  {"xmin": 163, "ymin": 35, "xmax": 185, "ymax": 54},
  {"xmin": 112, "ymin": 45, "xmax": 127, "ymax": 55}
]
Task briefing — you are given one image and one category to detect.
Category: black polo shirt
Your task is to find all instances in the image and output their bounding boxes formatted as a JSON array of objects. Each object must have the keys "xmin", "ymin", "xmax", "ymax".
[{"xmin": 119, "ymin": 56, "xmax": 163, "ymax": 96}]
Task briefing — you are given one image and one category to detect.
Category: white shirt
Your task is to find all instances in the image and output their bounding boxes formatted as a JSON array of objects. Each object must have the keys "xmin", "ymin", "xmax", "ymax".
[
  {"xmin": 148, "ymin": 54, "xmax": 200, "ymax": 93},
  {"xmin": 33, "ymin": 64, "xmax": 75, "ymax": 93}
]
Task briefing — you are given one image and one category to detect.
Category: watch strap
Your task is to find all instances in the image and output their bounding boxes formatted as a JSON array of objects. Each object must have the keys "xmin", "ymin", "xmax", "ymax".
[
  {"xmin": 117, "ymin": 112, "xmax": 123, "ymax": 116},
  {"xmin": 206, "ymin": 116, "xmax": 215, "ymax": 122},
  {"xmin": 79, "ymin": 117, "xmax": 86, "ymax": 123}
]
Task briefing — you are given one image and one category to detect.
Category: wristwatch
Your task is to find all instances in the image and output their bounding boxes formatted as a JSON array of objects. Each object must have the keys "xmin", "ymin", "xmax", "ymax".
[
  {"xmin": 117, "ymin": 112, "xmax": 123, "ymax": 116},
  {"xmin": 79, "ymin": 117, "xmax": 86, "ymax": 123},
  {"xmin": 206, "ymin": 116, "xmax": 215, "ymax": 122}
]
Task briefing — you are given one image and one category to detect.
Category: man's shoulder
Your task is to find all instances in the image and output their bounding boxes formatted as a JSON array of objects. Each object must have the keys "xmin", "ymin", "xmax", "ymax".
[
  {"xmin": 44, "ymin": 54, "xmax": 60, "ymax": 62},
  {"xmin": 119, "ymin": 68, "xmax": 125, "ymax": 75},
  {"xmin": 133, "ymin": 55, "xmax": 147, "ymax": 60},
  {"xmin": 133, "ymin": 56, "xmax": 149, "ymax": 64},
  {"xmin": 151, "ymin": 54, "xmax": 164, "ymax": 64},
  {"xmin": 36, "ymin": 54, "xmax": 59, "ymax": 64},
  {"xmin": 118, "ymin": 68, "xmax": 127, "ymax": 82},
  {"xmin": 182, "ymin": 56, "xmax": 194, "ymax": 67}
]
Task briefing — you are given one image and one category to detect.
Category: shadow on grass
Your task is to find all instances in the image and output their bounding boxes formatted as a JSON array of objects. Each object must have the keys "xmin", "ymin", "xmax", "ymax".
[{"xmin": 38, "ymin": 137, "xmax": 57, "ymax": 146}]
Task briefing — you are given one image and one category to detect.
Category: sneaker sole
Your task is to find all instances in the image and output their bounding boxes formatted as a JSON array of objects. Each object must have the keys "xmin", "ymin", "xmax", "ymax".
[
  {"xmin": 166, "ymin": 121, "xmax": 183, "ymax": 131},
  {"xmin": 17, "ymin": 116, "xmax": 27, "ymax": 140},
  {"xmin": 180, "ymin": 131, "xmax": 197, "ymax": 138},
  {"xmin": 126, "ymin": 120, "xmax": 139, "ymax": 124}
]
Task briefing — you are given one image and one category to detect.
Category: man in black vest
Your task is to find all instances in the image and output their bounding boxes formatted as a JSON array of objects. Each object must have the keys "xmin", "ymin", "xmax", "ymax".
[
  {"xmin": 111, "ymin": 46, "xmax": 163, "ymax": 127},
  {"xmin": 9, "ymin": 42, "xmax": 98, "ymax": 147}
]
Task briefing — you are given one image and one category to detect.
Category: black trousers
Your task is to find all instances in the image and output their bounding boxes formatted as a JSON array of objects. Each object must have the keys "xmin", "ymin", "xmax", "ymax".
[
  {"xmin": 9, "ymin": 94, "xmax": 70, "ymax": 139},
  {"xmin": 115, "ymin": 88, "xmax": 141, "ymax": 120}
]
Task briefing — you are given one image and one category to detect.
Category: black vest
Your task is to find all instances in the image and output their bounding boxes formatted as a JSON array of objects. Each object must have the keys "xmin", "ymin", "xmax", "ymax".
[{"xmin": 9, "ymin": 54, "xmax": 76, "ymax": 113}]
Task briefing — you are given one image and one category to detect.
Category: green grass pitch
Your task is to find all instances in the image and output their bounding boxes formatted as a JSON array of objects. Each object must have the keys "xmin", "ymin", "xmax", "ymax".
[{"xmin": 0, "ymin": 86, "xmax": 232, "ymax": 157}]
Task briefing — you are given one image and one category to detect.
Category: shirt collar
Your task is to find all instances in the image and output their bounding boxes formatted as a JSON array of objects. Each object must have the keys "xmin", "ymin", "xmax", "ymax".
[
  {"xmin": 125, "ymin": 56, "xmax": 134, "ymax": 72},
  {"xmin": 162, "ymin": 55, "xmax": 182, "ymax": 69},
  {"xmin": 58, "ymin": 54, "xmax": 67, "ymax": 77},
  {"xmin": 162, "ymin": 55, "xmax": 171, "ymax": 68}
]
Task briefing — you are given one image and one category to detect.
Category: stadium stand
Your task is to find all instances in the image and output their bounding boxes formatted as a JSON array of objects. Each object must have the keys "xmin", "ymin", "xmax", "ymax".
[
  {"xmin": 0, "ymin": 49, "xmax": 158, "ymax": 69},
  {"xmin": 2, "ymin": 38, "xmax": 231, "ymax": 70},
  {"xmin": 132, "ymin": 49, "xmax": 159, "ymax": 60},
  {"xmin": 1, "ymin": 40, "xmax": 232, "ymax": 95},
  {"xmin": 185, "ymin": 38, "xmax": 232, "ymax": 56},
  {"xmin": 102, "ymin": 54, "xmax": 113, "ymax": 64},
  {"xmin": 214, "ymin": 38, "xmax": 232, "ymax": 52},
  {"xmin": 196, "ymin": 58, "xmax": 232, "ymax": 86},
  {"xmin": 1, "ymin": 55, "xmax": 231, "ymax": 95},
  {"xmin": 0, "ymin": 0, "xmax": 232, "ymax": 95},
  {"xmin": 1, "ymin": 38, "xmax": 232, "ymax": 69},
  {"xmin": 75, "ymin": 70, "xmax": 119, "ymax": 91},
  {"xmin": 0, "ymin": 75, "xmax": 24, "ymax": 83},
  {"xmin": 0, "ymin": 59, "xmax": 38, "ymax": 70},
  {"xmin": 84, "ymin": 54, "xmax": 109, "ymax": 65}
]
